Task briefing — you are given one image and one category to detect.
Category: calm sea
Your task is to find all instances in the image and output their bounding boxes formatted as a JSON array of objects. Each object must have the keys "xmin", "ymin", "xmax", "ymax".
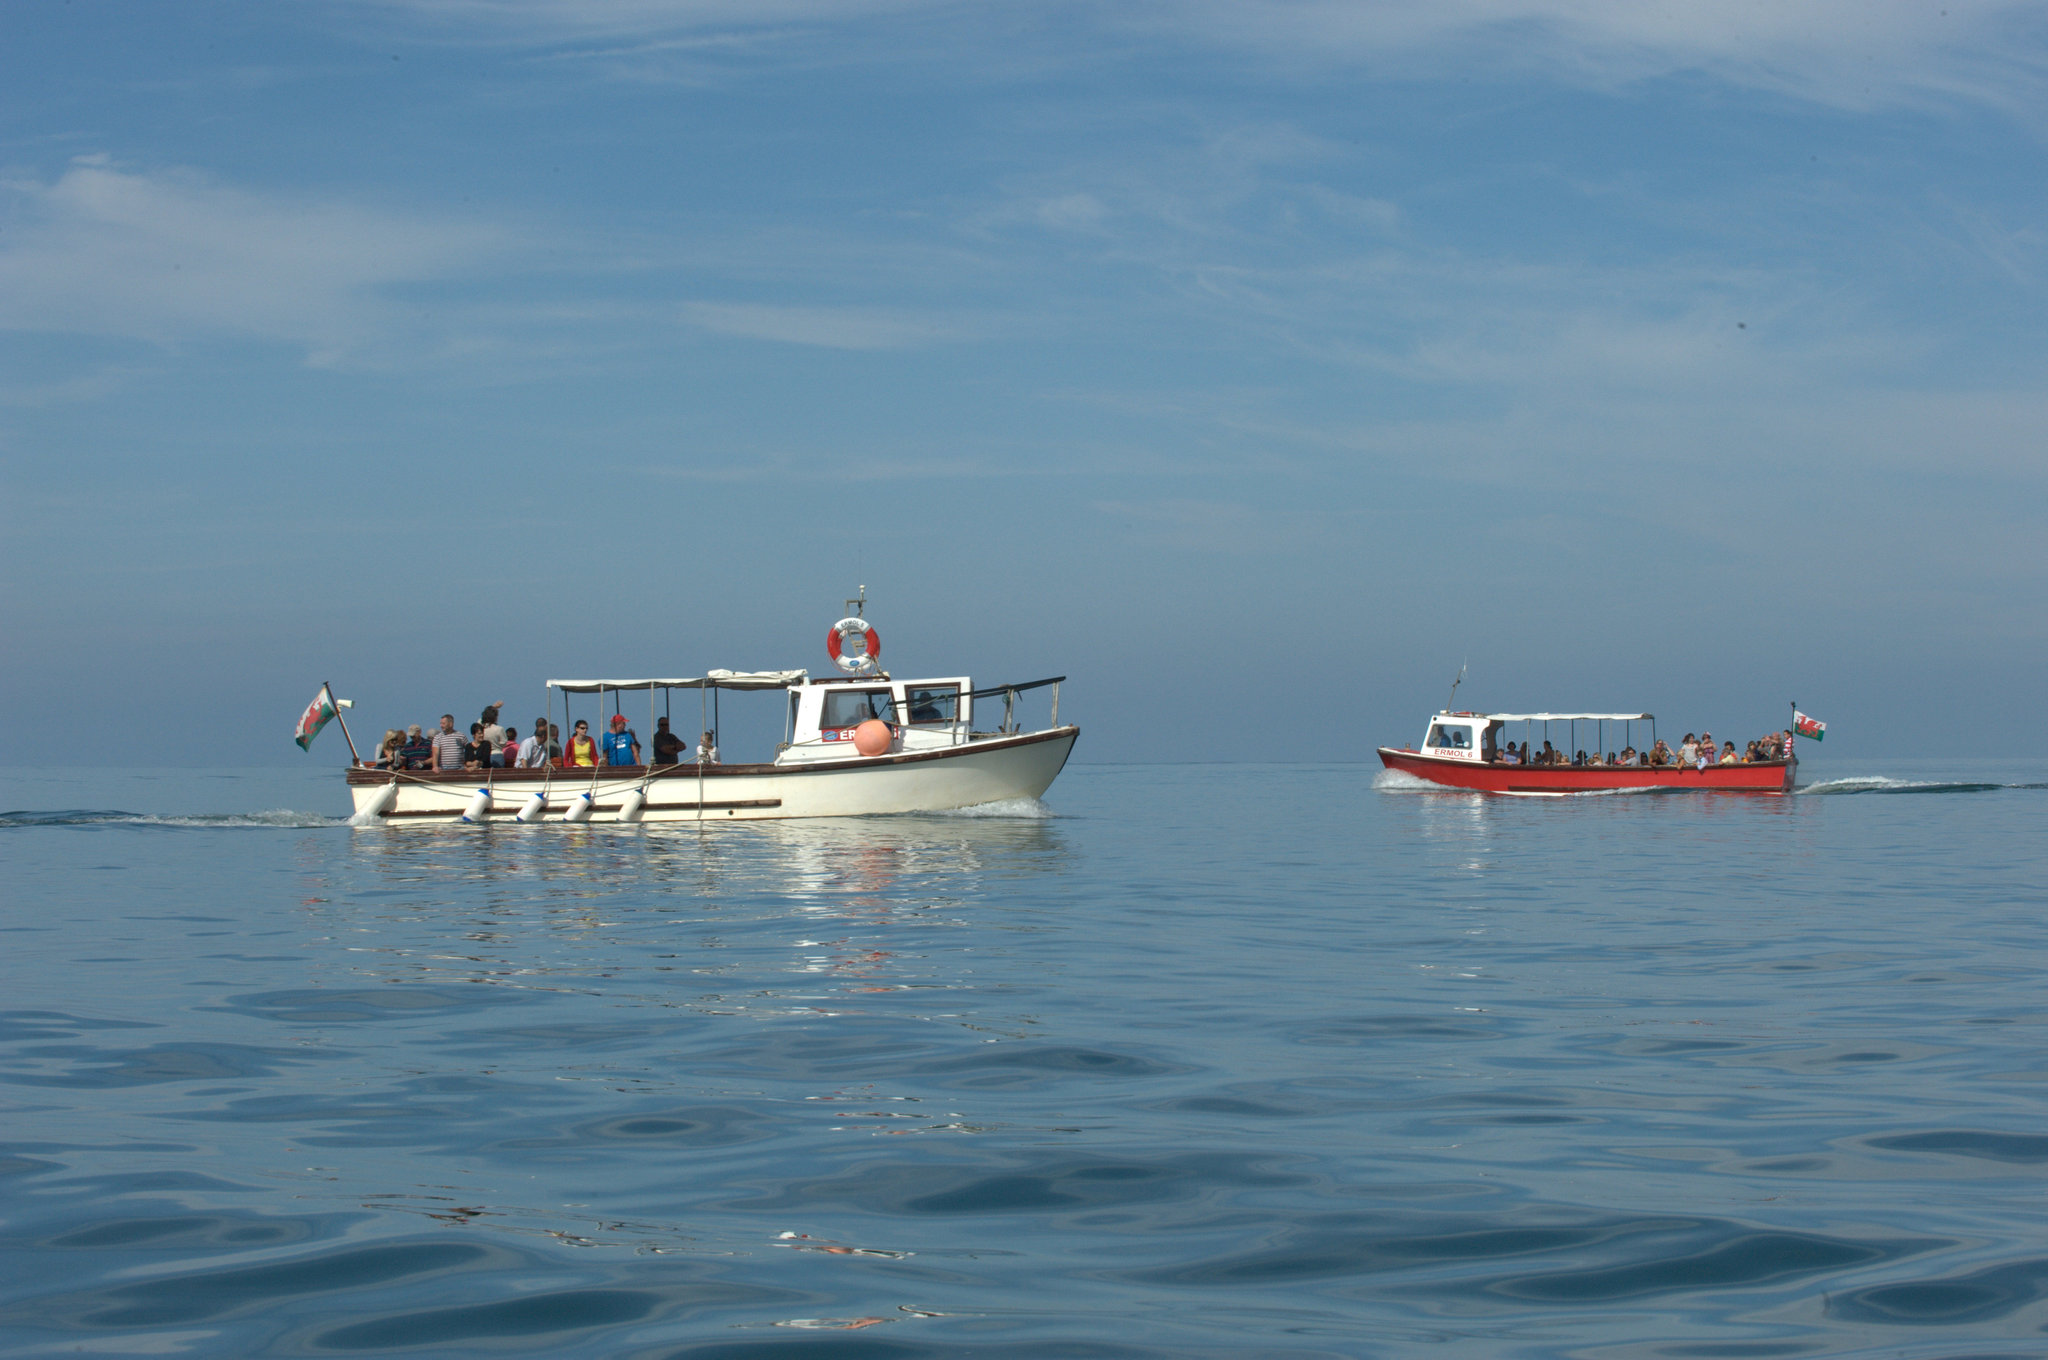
[{"xmin": 3, "ymin": 759, "xmax": 2046, "ymax": 1358}]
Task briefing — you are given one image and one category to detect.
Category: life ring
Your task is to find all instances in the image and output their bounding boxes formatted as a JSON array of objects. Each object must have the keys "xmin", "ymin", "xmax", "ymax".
[{"xmin": 826, "ymin": 617, "xmax": 880, "ymax": 673}]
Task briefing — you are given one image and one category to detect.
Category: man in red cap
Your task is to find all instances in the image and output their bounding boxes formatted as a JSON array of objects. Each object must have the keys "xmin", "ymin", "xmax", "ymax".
[{"xmin": 602, "ymin": 713, "xmax": 641, "ymax": 767}]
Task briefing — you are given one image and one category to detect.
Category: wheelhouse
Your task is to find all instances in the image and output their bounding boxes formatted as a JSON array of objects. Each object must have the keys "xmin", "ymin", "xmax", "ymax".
[
  {"xmin": 1420, "ymin": 713, "xmax": 1490, "ymax": 762},
  {"xmin": 783, "ymin": 674, "xmax": 1064, "ymax": 762},
  {"xmin": 784, "ymin": 675, "xmax": 974, "ymax": 761}
]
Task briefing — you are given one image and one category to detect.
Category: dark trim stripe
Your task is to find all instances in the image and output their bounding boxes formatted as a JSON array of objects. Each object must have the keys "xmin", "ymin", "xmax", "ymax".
[{"xmin": 379, "ymin": 797, "xmax": 783, "ymax": 819}]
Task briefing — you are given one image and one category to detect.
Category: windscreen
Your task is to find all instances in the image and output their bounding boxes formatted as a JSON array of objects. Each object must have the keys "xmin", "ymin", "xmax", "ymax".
[{"xmin": 821, "ymin": 689, "xmax": 895, "ymax": 729}]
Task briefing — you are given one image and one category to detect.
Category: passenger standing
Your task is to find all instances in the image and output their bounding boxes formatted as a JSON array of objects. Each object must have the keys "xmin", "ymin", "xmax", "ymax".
[
  {"xmin": 479, "ymin": 703, "xmax": 508, "ymax": 748},
  {"xmin": 652, "ymin": 718, "xmax": 683, "ymax": 765},
  {"xmin": 602, "ymin": 714, "xmax": 641, "ymax": 766},
  {"xmin": 430, "ymin": 714, "xmax": 465, "ymax": 771},
  {"xmin": 696, "ymin": 730, "xmax": 719, "ymax": 764}
]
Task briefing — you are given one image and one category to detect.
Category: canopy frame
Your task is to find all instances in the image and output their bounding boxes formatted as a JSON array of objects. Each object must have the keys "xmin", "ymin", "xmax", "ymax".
[
  {"xmin": 1480, "ymin": 711, "xmax": 1652, "ymax": 722},
  {"xmin": 547, "ymin": 670, "xmax": 807, "ymax": 694}
]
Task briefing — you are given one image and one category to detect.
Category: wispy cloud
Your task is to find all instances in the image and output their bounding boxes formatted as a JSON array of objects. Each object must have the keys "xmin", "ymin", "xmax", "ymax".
[
  {"xmin": 678, "ymin": 300, "xmax": 980, "ymax": 349},
  {"xmin": 0, "ymin": 156, "xmax": 501, "ymax": 365},
  {"xmin": 358, "ymin": 0, "xmax": 930, "ymax": 32},
  {"xmin": 1129, "ymin": 0, "xmax": 2048, "ymax": 113},
  {"xmin": 0, "ymin": 364, "xmax": 158, "ymax": 409},
  {"xmin": 348, "ymin": 0, "xmax": 2048, "ymax": 112},
  {"xmin": 1090, "ymin": 497, "xmax": 1337, "ymax": 553}
]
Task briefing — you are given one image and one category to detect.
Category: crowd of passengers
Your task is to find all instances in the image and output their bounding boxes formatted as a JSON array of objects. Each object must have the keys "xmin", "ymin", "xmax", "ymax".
[
  {"xmin": 1492, "ymin": 730, "xmax": 1789, "ymax": 768},
  {"xmin": 361, "ymin": 702, "xmax": 719, "ymax": 773}
]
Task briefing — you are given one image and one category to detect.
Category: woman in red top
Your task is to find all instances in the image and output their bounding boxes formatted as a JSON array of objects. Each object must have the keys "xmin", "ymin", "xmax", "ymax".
[{"xmin": 564, "ymin": 719, "xmax": 599, "ymax": 767}]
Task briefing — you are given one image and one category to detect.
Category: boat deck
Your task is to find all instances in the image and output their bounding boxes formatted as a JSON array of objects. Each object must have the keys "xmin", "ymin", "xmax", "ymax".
[{"xmin": 346, "ymin": 726, "xmax": 1077, "ymax": 787}]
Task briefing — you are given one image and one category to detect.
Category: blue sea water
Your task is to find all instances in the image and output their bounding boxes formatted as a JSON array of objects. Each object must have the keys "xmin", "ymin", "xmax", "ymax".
[{"xmin": 2, "ymin": 759, "xmax": 2046, "ymax": 1358}]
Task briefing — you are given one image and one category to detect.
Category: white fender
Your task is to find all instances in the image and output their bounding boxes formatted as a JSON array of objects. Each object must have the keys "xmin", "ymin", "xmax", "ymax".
[
  {"xmin": 562, "ymin": 791, "xmax": 596, "ymax": 823},
  {"xmin": 616, "ymin": 788, "xmax": 646, "ymax": 823},
  {"xmin": 515, "ymin": 791, "xmax": 548, "ymax": 823},
  {"xmin": 461, "ymin": 788, "xmax": 492, "ymax": 823},
  {"xmin": 350, "ymin": 781, "xmax": 399, "ymax": 825}
]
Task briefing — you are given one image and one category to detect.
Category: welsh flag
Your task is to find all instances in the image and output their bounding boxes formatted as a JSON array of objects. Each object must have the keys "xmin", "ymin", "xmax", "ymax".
[
  {"xmin": 294, "ymin": 685, "xmax": 339, "ymax": 751},
  {"xmin": 1793, "ymin": 711, "xmax": 1826, "ymax": 741}
]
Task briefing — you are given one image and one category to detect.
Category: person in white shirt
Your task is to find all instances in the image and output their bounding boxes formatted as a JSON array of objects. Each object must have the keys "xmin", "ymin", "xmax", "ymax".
[
  {"xmin": 516, "ymin": 722, "xmax": 552, "ymax": 768},
  {"xmin": 696, "ymin": 730, "xmax": 719, "ymax": 764}
]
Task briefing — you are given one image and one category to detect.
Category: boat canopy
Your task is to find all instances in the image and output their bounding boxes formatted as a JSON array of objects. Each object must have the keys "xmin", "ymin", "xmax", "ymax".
[
  {"xmin": 1481, "ymin": 712, "xmax": 1653, "ymax": 723},
  {"xmin": 548, "ymin": 669, "xmax": 808, "ymax": 694}
]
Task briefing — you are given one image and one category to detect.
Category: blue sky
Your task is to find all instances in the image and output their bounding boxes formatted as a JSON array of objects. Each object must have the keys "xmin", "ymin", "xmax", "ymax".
[{"xmin": 4, "ymin": 1, "xmax": 2044, "ymax": 764}]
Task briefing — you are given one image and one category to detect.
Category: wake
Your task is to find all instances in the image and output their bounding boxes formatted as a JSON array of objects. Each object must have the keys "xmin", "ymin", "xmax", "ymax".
[
  {"xmin": 0, "ymin": 808, "xmax": 346, "ymax": 829},
  {"xmin": 1794, "ymin": 777, "xmax": 2048, "ymax": 796}
]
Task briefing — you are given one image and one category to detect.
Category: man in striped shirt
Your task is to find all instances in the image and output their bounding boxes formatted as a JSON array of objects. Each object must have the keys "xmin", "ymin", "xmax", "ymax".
[{"xmin": 431, "ymin": 714, "xmax": 466, "ymax": 771}]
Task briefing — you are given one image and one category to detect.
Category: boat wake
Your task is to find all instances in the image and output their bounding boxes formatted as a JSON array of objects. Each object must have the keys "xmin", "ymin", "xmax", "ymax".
[
  {"xmin": 0, "ymin": 808, "xmax": 346, "ymax": 829},
  {"xmin": 1795, "ymin": 777, "xmax": 2048, "ymax": 796},
  {"xmin": 932, "ymin": 797, "xmax": 1055, "ymax": 819}
]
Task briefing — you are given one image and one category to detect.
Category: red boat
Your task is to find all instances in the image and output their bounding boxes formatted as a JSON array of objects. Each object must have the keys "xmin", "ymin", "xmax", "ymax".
[{"xmin": 1377, "ymin": 711, "xmax": 1796, "ymax": 794}]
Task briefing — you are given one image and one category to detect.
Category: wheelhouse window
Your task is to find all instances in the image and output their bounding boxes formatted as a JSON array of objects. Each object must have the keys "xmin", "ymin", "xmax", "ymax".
[
  {"xmin": 822, "ymin": 689, "xmax": 895, "ymax": 729},
  {"xmin": 903, "ymin": 685, "xmax": 959, "ymax": 725},
  {"xmin": 1427, "ymin": 723, "xmax": 1473, "ymax": 750}
]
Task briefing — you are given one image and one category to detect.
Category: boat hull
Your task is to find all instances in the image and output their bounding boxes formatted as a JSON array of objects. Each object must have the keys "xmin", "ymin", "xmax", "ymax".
[
  {"xmin": 347, "ymin": 726, "xmax": 1078, "ymax": 823},
  {"xmin": 1378, "ymin": 747, "xmax": 1794, "ymax": 794}
]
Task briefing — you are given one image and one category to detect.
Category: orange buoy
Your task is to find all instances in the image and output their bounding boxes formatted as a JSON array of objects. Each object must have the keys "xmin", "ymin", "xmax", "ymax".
[{"xmin": 852, "ymin": 719, "xmax": 893, "ymax": 756}]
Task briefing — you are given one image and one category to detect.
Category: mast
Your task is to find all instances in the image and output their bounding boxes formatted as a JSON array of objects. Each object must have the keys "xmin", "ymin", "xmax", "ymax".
[{"xmin": 328, "ymin": 681, "xmax": 362, "ymax": 764}]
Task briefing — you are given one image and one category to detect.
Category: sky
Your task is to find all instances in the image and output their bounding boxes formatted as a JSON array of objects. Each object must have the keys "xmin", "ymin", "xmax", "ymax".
[{"xmin": 3, "ymin": 0, "xmax": 2045, "ymax": 765}]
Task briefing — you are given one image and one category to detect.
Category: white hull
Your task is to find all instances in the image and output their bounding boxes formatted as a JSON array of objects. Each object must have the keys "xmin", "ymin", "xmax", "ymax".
[{"xmin": 347, "ymin": 727, "xmax": 1077, "ymax": 824}]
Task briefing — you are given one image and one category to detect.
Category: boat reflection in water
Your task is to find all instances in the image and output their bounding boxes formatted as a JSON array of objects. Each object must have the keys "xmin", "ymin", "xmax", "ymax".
[{"xmin": 321, "ymin": 807, "xmax": 1071, "ymax": 1011}]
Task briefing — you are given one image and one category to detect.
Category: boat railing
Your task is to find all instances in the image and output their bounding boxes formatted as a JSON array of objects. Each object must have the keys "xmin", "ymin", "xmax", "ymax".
[{"xmin": 965, "ymin": 676, "xmax": 1065, "ymax": 736}]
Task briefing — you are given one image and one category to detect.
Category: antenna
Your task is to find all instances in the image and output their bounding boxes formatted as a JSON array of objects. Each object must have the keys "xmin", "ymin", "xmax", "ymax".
[
  {"xmin": 845, "ymin": 584, "xmax": 866, "ymax": 618},
  {"xmin": 1444, "ymin": 659, "xmax": 1467, "ymax": 713}
]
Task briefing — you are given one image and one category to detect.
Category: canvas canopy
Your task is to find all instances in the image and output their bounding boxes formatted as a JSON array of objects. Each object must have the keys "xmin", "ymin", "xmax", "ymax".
[
  {"xmin": 1481, "ymin": 712, "xmax": 1652, "ymax": 723},
  {"xmin": 547, "ymin": 670, "xmax": 808, "ymax": 694}
]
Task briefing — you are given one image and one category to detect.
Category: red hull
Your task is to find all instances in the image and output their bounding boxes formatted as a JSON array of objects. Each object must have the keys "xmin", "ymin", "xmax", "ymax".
[{"xmin": 1377, "ymin": 748, "xmax": 1795, "ymax": 794}]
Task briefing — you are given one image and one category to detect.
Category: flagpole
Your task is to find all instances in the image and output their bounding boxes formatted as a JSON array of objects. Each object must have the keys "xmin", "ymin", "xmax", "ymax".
[{"xmin": 329, "ymin": 682, "xmax": 363, "ymax": 765}]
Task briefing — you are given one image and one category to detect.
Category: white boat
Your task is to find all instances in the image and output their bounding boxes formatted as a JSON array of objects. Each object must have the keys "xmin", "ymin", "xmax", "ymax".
[{"xmin": 344, "ymin": 605, "xmax": 1077, "ymax": 824}]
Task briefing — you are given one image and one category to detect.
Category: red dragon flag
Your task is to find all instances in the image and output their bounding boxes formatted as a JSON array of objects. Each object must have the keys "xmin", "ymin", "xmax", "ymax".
[
  {"xmin": 294, "ymin": 685, "xmax": 342, "ymax": 751},
  {"xmin": 1793, "ymin": 710, "xmax": 1826, "ymax": 742}
]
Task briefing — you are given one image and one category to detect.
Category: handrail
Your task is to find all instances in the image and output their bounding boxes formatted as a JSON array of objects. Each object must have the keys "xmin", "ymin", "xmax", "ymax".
[{"xmin": 965, "ymin": 676, "xmax": 1065, "ymax": 700}]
